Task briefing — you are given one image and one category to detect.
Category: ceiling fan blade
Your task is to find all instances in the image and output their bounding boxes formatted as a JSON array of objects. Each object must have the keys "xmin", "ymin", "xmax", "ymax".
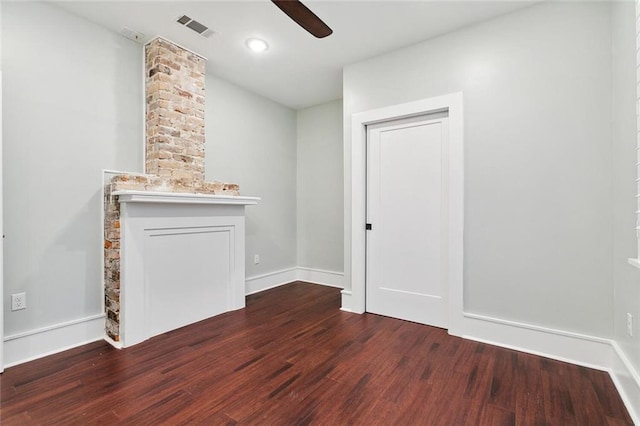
[{"xmin": 272, "ymin": 0, "xmax": 333, "ymax": 39}]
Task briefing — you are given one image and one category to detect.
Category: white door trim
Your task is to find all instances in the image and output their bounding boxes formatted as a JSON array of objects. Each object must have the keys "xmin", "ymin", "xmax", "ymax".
[
  {"xmin": 1, "ymin": 0, "xmax": 5, "ymax": 372},
  {"xmin": 1, "ymin": 67, "xmax": 4, "ymax": 370},
  {"xmin": 343, "ymin": 92, "xmax": 464, "ymax": 337},
  {"xmin": 1, "ymin": 69, "xmax": 4, "ymax": 371}
]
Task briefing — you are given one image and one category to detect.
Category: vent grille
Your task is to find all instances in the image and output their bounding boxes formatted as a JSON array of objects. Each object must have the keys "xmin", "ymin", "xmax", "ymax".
[
  {"xmin": 177, "ymin": 15, "xmax": 191, "ymax": 25},
  {"xmin": 176, "ymin": 15, "xmax": 214, "ymax": 38},
  {"xmin": 186, "ymin": 20, "xmax": 207, "ymax": 34}
]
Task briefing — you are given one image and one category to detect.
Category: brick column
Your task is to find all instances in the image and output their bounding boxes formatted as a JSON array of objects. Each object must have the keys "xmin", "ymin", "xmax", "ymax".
[
  {"xmin": 145, "ymin": 37, "xmax": 206, "ymax": 185},
  {"xmin": 104, "ymin": 38, "xmax": 239, "ymax": 343}
]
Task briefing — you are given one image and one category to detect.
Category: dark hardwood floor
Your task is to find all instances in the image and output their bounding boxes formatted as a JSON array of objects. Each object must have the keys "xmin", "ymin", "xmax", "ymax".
[{"xmin": 0, "ymin": 282, "xmax": 633, "ymax": 425}]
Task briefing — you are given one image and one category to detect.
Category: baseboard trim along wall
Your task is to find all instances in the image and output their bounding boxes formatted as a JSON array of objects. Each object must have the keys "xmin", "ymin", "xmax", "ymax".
[
  {"xmin": 3, "ymin": 268, "xmax": 343, "ymax": 368},
  {"xmin": 245, "ymin": 267, "xmax": 298, "ymax": 295},
  {"xmin": 339, "ymin": 296, "xmax": 640, "ymax": 422},
  {"xmin": 610, "ymin": 341, "xmax": 640, "ymax": 425},
  {"xmin": 340, "ymin": 294, "xmax": 639, "ymax": 421},
  {"xmin": 460, "ymin": 312, "xmax": 640, "ymax": 424},
  {"xmin": 245, "ymin": 267, "xmax": 344, "ymax": 295},
  {"xmin": 3, "ymin": 313, "xmax": 106, "ymax": 368},
  {"xmin": 340, "ymin": 290, "xmax": 354, "ymax": 312},
  {"xmin": 296, "ymin": 267, "xmax": 344, "ymax": 288},
  {"xmin": 3, "ymin": 272, "xmax": 636, "ymax": 423},
  {"xmin": 461, "ymin": 312, "xmax": 612, "ymax": 371}
]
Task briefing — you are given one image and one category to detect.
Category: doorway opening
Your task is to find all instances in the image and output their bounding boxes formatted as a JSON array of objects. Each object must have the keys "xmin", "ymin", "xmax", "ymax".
[{"xmin": 344, "ymin": 92, "xmax": 464, "ymax": 336}]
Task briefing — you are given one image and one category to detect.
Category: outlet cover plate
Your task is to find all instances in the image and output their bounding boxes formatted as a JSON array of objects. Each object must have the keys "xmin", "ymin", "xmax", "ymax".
[{"xmin": 11, "ymin": 292, "xmax": 26, "ymax": 311}]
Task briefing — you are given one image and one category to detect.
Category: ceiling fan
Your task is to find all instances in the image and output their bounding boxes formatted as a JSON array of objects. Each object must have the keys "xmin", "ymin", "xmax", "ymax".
[{"xmin": 271, "ymin": 0, "xmax": 333, "ymax": 38}]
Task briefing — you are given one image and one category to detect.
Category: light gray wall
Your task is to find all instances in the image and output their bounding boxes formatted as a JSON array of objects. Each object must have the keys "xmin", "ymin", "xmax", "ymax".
[
  {"xmin": 296, "ymin": 100, "xmax": 344, "ymax": 272},
  {"xmin": 2, "ymin": 2, "xmax": 142, "ymax": 335},
  {"xmin": 343, "ymin": 2, "xmax": 613, "ymax": 336},
  {"xmin": 612, "ymin": 2, "xmax": 640, "ymax": 374},
  {"xmin": 205, "ymin": 75, "xmax": 297, "ymax": 278}
]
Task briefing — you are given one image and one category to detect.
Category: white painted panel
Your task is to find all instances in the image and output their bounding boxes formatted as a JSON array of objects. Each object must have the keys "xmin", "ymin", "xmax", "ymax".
[
  {"xmin": 118, "ymin": 199, "xmax": 250, "ymax": 347},
  {"xmin": 381, "ymin": 122, "xmax": 443, "ymax": 295},
  {"xmin": 146, "ymin": 228, "xmax": 231, "ymax": 337},
  {"xmin": 366, "ymin": 115, "xmax": 449, "ymax": 328}
]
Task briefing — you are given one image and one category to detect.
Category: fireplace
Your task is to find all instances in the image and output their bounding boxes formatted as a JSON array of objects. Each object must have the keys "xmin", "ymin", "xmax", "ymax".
[{"xmin": 103, "ymin": 37, "xmax": 258, "ymax": 347}]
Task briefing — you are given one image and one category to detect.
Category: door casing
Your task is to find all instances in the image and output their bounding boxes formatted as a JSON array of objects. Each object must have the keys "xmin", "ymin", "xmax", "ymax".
[
  {"xmin": 1, "ymin": 68, "xmax": 4, "ymax": 371},
  {"xmin": 343, "ymin": 92, "xmax": 464, "ymax": 337}
]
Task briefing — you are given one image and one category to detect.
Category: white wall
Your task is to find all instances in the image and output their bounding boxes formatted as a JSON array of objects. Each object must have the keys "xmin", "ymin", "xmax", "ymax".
[
  {"xmin": 2, "ymin": 2, "xmax": 142, "ymax": 335},
  {"xmin": 612, "ymin": 2, "xmax": 640, "ymax": 374},
  {"xmin": 205, "ymin": 75, "xmax": 297, "ymax": 278},
  {"xmin": 344, "ymin": 2, "xmax": 613, "ymax": 337},
  {"xmin": 296, "ymin": 100, "xmax": 344, "ymax": 273}
]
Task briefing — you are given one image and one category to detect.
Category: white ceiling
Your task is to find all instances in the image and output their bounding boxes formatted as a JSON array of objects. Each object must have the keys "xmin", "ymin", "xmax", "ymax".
[{"xmin": 54, "ymin": 1, "xmax": 536, "ymax": 110}]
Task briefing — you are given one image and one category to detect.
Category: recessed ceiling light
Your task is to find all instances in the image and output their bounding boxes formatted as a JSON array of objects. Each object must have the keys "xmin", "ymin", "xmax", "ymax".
[{"xmin": 246, "ymin": 38, "xmax": 269, "ymax": 53}]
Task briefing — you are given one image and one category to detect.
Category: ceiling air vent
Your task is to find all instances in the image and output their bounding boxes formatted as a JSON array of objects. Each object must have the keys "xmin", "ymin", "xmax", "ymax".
[{"xmin": 176, "ymin": 15, "xmax": 215, "ymax": 38}]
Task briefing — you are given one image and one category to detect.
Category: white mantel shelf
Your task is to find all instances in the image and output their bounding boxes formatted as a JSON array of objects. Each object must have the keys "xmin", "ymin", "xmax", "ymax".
[{"xmin": 113, "ymin": 190, "xmax": 260, "ymax": 206}]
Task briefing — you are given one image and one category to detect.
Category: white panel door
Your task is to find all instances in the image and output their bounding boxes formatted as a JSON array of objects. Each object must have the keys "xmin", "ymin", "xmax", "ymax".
[{"xmin": 366, "ymin": 114, "xmax": 449, "ymax": 328}]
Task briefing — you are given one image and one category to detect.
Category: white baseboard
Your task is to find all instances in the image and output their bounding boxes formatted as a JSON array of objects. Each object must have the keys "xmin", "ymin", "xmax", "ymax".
[
  {"xmin": 246, "ymin": 267, "xmax": 344, "ymax": 295},
  {"xmin": 461, "ymin": 312, "xmax": 613, "ymax": 371},
  {"xmin": 245, "ymin": 267, "xmax": 298, "ymax": 295},
  {"xmin": 296, "ymin": 267, "xmax": 343, "ymax": 288},
  {"xmin": 340, "ymin": 289, "xmax": 355, "ymax": 312},
  {"xmin": 338, "ymin": 304, "xmax": 640, "ymax": 422},
  {"xmin": 453, "ymin": 312, "xmax": 640, "ymax": 423},
  {"xmin": 2, "ymin": 268, "xmax": 344, "ymax": 369},
  {"xmin": 2, "ymin": 284, "xmax": 638, "ymax": 423},
  {"xmin": 3, "ymin": 313, "xmax": 105, "ymax": 368},
  {"xmin": 610, "ymin": 341, "xmax": 640, "ymax": 425}
]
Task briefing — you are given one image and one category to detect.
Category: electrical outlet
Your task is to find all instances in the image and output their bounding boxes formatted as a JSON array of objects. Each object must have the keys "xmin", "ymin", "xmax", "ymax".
[
  {"xmin": 627, "ymin": 313, "xmax": 634, "ymax": 337},
  {"xmin": 254, "ymin": 254, "xmax": 260, "ymax": 265},
  {"xmin": 11, "ymin": 293, "xmax": 26, "ymax": 311}
]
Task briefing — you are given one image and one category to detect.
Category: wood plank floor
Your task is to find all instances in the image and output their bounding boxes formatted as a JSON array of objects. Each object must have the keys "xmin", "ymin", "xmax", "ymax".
[{"xmin": 0, "ymin": 282, "xmax": 633, "ymax": 425}]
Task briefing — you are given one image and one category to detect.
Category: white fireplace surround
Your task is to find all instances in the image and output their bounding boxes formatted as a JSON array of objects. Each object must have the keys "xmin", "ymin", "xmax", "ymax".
[{"xmin": 114, "ymin": 190, "xmax": 259, "ymax": 347}]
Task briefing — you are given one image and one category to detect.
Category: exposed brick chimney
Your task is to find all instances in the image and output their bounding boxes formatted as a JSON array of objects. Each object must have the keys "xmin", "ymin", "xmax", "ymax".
[
  {"xmin": 145, "ymin": 37, "xmax": 206, "ymax": 183},
  {"xmin": 104, "ymin": 37, "xmax": 241, "ymax": 342}
]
